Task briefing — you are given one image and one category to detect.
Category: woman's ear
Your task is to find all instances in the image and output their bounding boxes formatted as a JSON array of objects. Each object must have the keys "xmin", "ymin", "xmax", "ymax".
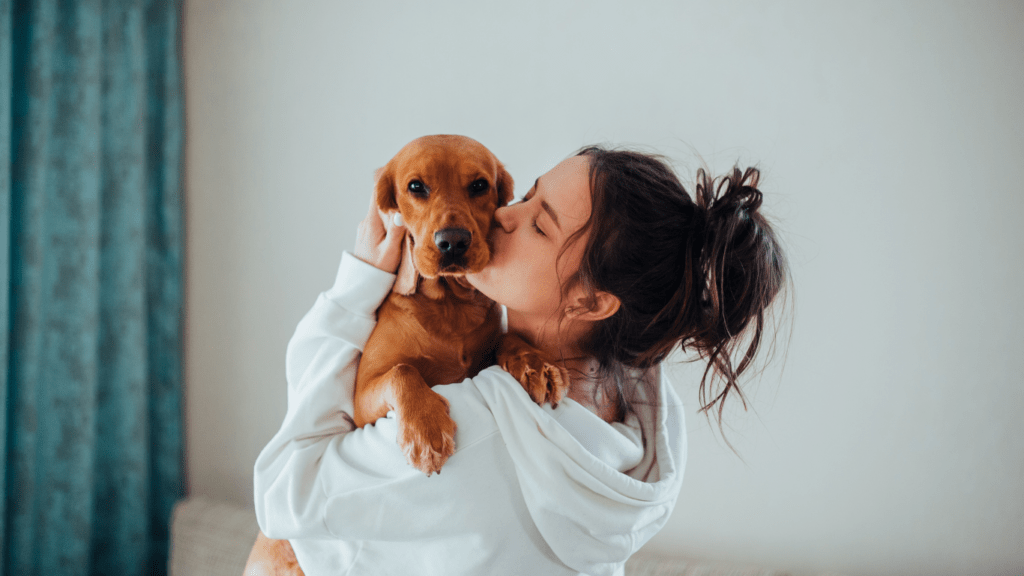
[
  {"xmin": 565, "ymin": 290, "xmax": 620, "ymax": 322},
  {"xmin": 496, "ymin": 162, "xmax": 514, "ymax": 207},
  {"xmin": 375, "ymin": 162, "xmax": 398, "ymax": 211}
]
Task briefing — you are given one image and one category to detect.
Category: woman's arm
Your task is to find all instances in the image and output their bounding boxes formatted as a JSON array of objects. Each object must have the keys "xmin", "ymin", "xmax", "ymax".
[
  {"xmin": 253, "ymin": 194, "xmax": 410, "ymax": 538},
  {"xmin": 252, "ymin": 249, "xmax": 507, "ymax": 541},
  {"xmin": 253, "ymin": 249, "xmax": 397, "ymax": 538}
]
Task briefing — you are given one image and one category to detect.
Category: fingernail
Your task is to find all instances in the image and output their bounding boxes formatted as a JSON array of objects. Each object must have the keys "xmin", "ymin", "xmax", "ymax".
[{"xmin": 392, "ymin": 213, "xmax": 405, "ymax": 227}]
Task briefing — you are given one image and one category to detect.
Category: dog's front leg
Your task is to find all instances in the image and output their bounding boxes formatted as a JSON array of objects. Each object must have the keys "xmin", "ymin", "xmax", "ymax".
[
  {"xmin": 355, "ymin": 365, "xmax": 457, "ymax": 476},
  {"xmin": 496, "ymin": 333, "xmax": 570, "ymax": 408}
]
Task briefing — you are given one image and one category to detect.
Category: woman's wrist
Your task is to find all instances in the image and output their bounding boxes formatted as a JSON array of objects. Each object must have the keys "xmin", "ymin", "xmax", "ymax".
[{"xmin": 351, "ymin": 249, "xmax": 393, "ymax": 272}]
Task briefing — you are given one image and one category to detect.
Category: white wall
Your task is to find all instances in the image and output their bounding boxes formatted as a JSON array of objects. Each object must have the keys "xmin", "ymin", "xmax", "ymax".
[{"xmin": 181, "ymin": 2, "xmax": 1024, "ymax": 575}]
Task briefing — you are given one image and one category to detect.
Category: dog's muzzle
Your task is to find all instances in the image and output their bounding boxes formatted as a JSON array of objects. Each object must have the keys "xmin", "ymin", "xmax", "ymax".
[{"xmin": 434, "ymin": 228, "xmax": 471, "ymax": 269}]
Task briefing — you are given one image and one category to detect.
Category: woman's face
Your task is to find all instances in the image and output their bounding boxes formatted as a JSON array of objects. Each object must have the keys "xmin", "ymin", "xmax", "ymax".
[{"xmin": 466, "ymin": 155, "xmax": 592, "ymax": 319}]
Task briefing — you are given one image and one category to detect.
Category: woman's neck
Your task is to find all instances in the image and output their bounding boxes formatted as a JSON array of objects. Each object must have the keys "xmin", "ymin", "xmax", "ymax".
[
  {"xmin": 562, "ymin": 358, "xmax": 623, "ymax": 423},
  {"xmin": 505, "ymin": 309, "xmax": 586, "ymax": 360}
]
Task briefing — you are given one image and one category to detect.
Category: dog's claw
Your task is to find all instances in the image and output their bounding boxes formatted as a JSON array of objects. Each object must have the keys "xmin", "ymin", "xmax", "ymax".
[
  {"xmin": 397, "ymin": 393, "xmax": 457, "ymax": 476},
  {"xmin": 497, "ymin": 343, "xmax": 570, "ymax": 408}
]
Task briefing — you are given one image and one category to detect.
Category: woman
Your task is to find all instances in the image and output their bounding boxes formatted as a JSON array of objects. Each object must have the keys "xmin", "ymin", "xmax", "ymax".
[{"xmin": 252, "ymin": 145, "xmax": 789, "ymax": 575}]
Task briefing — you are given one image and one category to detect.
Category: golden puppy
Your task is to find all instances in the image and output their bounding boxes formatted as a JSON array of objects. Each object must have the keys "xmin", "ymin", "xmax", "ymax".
[{"xmin": 353, "ymin": 134, "xmax": 513, "ymax": 475}]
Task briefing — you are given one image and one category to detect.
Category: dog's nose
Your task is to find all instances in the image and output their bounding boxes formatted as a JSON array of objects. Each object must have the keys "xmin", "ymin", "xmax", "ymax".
[{"xmin": 434, "ymin": 228, "xmax": 472, "ymax": 258}]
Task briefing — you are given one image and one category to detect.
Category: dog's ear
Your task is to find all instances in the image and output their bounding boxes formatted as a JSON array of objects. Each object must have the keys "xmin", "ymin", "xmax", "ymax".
[
  {"xmin": 495, "ymin": 162, "xmax": 514, "ymax": 207},
  {"xmin": 375, "ymin": 163, "xmax": 398, "ymax": 211},
  {"xmin": 392, "ymin": 233, "xmax": 419, "ymax": 296}
]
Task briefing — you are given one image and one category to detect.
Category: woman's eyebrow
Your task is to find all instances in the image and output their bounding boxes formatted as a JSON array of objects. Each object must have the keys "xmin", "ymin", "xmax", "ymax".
[{"xmin": 534, "ymin": 176, "xmax": 561, "ymax": 230}]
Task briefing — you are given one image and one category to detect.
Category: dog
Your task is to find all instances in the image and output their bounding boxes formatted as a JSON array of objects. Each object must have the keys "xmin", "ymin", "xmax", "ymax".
[
  {"xmin": 352, "ymin": 134, "xmax": 513, "ymax": 474},
  {"xmin": 246, "ymin": 135, "xmax": 569, "ymax": 576}
]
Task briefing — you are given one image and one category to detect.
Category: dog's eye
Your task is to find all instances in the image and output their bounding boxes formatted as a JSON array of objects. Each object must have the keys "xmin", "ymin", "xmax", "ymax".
[
  {"xmin": 469, "ymin": 179, "xmax": 489, "ymax": 197},
  {"xmin": 408, "ymin": 180, "xmax": 428, "ymax": 198}
]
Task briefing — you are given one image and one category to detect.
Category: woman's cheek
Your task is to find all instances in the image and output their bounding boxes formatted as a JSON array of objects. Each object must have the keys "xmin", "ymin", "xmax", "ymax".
[{"xmin": 467, "ymin": 235, "xmax": 512, "ymax": 298}]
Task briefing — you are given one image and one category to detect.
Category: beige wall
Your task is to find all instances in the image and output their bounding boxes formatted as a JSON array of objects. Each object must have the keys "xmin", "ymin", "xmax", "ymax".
[{"xmin": 181, "ymin": 2, "xmax": 1024, "ymax": 575}]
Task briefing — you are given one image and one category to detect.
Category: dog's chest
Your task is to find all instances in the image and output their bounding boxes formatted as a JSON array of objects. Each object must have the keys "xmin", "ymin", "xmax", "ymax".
[{"xmin": 398, "ymin": 291, "xmax": 501, "ymax": 385}]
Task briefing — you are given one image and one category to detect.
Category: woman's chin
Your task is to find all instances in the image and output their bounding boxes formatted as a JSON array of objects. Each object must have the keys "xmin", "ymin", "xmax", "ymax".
[
  {"xmin": 465, "ymin": 270, "xmax": 484, "ymax": 290},
  {"xmin": 465, "ymin": 270, "xmax": 494, "ymax": 299}
]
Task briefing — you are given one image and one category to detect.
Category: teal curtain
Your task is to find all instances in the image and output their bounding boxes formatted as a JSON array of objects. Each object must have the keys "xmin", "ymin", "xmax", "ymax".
[{"xmin": 1, "ymin": 1, "xmax": 184, "ymax": 575}]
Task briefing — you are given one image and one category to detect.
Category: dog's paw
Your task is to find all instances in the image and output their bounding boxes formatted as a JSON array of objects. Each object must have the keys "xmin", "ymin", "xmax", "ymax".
[
  {"xmin": 498, "ymin": 342, "xmax": 570, "ymax": 408},
  {"xmin": 396, "ymin": 393, "xmax": 457, "ymax": 476}
]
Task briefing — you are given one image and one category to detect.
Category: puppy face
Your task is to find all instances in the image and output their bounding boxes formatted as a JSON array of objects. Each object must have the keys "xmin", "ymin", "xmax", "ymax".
[{"xmin": 375, "ymin": 135, "xmax": 514, "ymax": 278}]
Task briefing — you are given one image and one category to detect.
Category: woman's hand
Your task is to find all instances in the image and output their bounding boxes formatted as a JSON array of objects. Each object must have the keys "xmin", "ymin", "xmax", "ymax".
[{"xmin": 353, "ymin": 188, "xmax": 405, "ymax": 274}]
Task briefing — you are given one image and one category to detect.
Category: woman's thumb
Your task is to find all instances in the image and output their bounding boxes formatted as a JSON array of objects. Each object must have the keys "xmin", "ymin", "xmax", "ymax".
[{"xmin": 383, "ymin": 212, "xmax": 406, "ymax": 250}]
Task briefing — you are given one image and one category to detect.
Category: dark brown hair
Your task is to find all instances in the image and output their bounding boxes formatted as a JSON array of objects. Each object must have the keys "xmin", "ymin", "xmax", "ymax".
[{"xmin": 557, "ymin": 145, "xmax": 790, "ymax": 426}]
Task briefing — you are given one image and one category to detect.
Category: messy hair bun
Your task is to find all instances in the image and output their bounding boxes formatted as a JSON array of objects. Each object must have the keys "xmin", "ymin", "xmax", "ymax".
[{"xmin": 562, "ymin": 146, "xmax": 789, "ymax": 424}]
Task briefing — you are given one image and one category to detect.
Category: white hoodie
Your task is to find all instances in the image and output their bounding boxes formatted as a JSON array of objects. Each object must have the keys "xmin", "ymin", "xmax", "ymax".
[{"xmin": 253, "ymin": 251, "xmax": 687, "ymax": 576}]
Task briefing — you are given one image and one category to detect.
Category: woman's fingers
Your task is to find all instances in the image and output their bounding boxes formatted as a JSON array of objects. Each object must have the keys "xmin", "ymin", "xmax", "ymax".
[
  {"xmin": 353, "ymin": 186, "xmax": 405, "ymax": 272},
  {"xmin": 363, "ymin": 193, "xmax": 386, "ymax": 239},
  {"xmin": 378, "ymin": 209, "xmax": 406, "ymax": 270}
]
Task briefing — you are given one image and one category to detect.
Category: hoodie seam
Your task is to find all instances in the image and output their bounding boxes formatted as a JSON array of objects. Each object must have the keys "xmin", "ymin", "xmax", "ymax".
[{"xmin": 453, "ymin": 428, "xmax": 500, "ymax": 454}]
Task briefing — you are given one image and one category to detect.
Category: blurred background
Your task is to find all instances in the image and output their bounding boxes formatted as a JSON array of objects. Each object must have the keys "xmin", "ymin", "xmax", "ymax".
[
  {"xmin": 4, "ymin": 1, "xmax": 1021, "ymax": 575},
  {"xmin": 183, "ymin": 2, "xmax": 1023, "ymax": 575}
]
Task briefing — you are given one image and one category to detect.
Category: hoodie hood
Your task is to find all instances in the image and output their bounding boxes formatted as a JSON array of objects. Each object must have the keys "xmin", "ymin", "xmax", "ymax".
[{"xmin": 472, "ymin": 365, "xmax": 687, "ymax": 576}]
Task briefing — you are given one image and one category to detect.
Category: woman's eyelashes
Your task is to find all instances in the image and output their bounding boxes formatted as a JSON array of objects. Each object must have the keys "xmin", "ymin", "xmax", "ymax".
[{"xmin": 514, "ymin": 191, "xmax": 545, "ymax": 236}]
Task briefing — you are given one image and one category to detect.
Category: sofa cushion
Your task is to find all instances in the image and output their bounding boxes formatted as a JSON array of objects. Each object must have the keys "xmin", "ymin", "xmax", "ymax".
[{"xmin": 624, "ymin": 554, "xmax": 791, "ymax": 576}]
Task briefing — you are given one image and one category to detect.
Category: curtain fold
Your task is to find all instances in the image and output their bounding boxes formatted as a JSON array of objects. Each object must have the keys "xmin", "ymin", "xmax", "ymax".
[{"xmin": 2, "ymin": 1, "xmax": 184, "ymax": 574}]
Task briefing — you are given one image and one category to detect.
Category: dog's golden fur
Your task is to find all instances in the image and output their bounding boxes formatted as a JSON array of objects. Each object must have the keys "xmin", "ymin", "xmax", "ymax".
[{"xmin": 351, "ymin": 135, "xmax": 513, "ymax": 474}]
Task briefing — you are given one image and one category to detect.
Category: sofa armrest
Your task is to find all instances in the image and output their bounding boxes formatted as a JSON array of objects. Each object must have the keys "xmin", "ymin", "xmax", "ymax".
[{"xmin": 169, "ymin": 497, "xmax": 259, "ymax": 576}]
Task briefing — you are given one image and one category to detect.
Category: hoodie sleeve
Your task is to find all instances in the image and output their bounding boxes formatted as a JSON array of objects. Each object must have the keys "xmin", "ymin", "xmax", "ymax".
[{"xmin": 253, "ymin": 250, "xmax": 399, "ymax": 538}]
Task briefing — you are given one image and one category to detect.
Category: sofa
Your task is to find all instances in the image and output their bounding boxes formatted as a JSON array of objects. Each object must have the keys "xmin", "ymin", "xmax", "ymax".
[{"xmin": 168, "ymin": 496, "xmax": 794, "ymax": 576}]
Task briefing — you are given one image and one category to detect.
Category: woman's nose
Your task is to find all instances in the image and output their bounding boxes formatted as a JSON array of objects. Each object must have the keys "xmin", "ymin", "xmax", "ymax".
[{"xmin": 493, "ymin": 204, "xmax": 516, "ymax": 233}]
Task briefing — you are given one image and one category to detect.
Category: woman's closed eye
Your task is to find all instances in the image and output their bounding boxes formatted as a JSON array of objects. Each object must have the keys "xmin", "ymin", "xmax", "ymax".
[
  {"xmin": 532, "ymin": 219, "xmax": 545, "ymax": 236},
  {"xmin": 518, "ymin": 192, "xmax": 546, "ymax": 236}
]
